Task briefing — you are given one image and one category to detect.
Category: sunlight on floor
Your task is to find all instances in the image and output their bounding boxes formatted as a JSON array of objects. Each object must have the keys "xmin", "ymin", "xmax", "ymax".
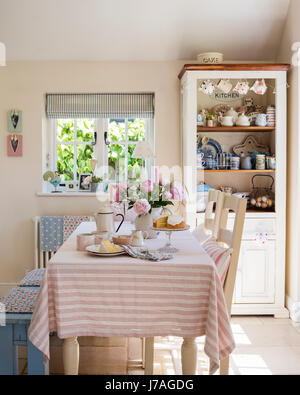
[{"xmin": 128, "ymin": 317, "xmax": 300, "ymax": 375}]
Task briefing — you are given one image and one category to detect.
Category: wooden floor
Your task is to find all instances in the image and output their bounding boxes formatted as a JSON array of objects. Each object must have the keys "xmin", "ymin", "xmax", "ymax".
[{"xmin": 18, "ymin": 316, "xmax": 300, "ymax": 375}]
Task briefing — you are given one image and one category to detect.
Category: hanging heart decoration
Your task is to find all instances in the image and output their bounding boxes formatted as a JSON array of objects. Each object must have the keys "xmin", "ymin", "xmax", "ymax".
[
  {"xmin": 11, "ymin": 135, "xmax": 19, "ymax": 152},
  {"xmin": 11, "ymin": 112, "xmax": 19, "ymax": 129}
]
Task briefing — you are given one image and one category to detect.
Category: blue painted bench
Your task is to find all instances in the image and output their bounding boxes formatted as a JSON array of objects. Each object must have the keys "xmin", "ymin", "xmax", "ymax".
[
  {"xmin": 0, "ymin": 313, "xmax": 48, "ymax": 375},
  {"xmin": 0, "ymin": 276, "xmax": 48, "ymax": 375}
]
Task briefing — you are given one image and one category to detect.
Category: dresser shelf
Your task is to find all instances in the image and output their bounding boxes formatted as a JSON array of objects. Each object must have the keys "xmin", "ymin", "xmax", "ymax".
[
  {"xmin": 199, "ymin": 169, "xmax": 276, "ymax": 173},
  {"xmin": 197, "ymin": 126, "xmax": 275, "ymax": 132}
]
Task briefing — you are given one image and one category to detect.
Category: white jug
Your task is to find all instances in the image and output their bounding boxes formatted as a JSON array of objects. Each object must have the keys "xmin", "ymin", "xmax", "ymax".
[
  {"xmin": 218, "ymin": 114, "xmax": 234, "ymax": 127},
  {"xmin": 94, "ymin": 206, "xmax": 124, "ymax": 234}
]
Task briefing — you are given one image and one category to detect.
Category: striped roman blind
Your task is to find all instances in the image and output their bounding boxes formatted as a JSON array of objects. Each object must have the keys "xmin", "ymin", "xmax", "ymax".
[{"xmin": 46, "ymin": 93, "xmax": 155, "ymax": 119}]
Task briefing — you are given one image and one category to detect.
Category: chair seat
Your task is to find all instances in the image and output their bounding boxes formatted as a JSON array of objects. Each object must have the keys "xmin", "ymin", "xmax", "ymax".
[
  {"xmin": 1, "ymin": 287, "xmax": 40, "ymax": 313},
  {"xmin": 19, "ymin": 268, "xmax": 46, "ymax": 287}
]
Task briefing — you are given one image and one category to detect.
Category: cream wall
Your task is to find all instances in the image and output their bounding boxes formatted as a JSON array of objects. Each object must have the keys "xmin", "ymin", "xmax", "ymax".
[
  {"xmin": 277, "ymin": 0, "xmax": 300, "ymax": 319},
  {"xmin": 0, "ymin": 61, "xmax": 185, "ymax": 287}
]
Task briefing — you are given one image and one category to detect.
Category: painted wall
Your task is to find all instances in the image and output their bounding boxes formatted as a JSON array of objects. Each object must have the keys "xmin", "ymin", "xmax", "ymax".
[
  {"xmin": 0, "ymin": 61, "xmax": 185, "ymax": 288},
  {"xmin": 277, "ymin": 0, "xmax": 300, "ymax": 318}
]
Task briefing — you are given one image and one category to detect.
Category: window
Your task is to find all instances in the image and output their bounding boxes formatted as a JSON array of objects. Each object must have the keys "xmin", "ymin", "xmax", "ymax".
[
  {"xmin": 54, "ymin": 119, "xmax": 96, "ymax": 181},
  {"xmin": 49, "ymin": 117, "xmax": 154, "ymax": 186},
  {"xmin": 105, "ymin": 118, "xmax": 150, "ymax": 181}
]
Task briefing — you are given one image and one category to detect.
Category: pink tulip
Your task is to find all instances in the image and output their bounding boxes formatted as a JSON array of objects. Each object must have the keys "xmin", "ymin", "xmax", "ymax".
[
  {"xmin": 133, "ymin": 199, "xmax": 151, "ymax": 215},
  {"xmin": 141, "ymin": 179, "xmax": 154, "ymax": 193},
  {"xmin": 164, "ymin": 191, "xmax": 173, "ymax": 200},
  {"xmin": 170, "ymin": 181, "xmax": 185, "ymax": 201}
]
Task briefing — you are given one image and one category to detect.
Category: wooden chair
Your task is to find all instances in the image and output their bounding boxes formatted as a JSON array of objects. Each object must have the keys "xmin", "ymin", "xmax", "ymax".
[
  {"xmin": 216, "ymin": 193, "xmax": 247, "ymax": 375},
  {"xmin": 192, "ymin": 189, "xmax": 224, "ymax": 244},
  {"xmin": 144, "ymin": 193, "xmax": 247, "ymax": 375}
]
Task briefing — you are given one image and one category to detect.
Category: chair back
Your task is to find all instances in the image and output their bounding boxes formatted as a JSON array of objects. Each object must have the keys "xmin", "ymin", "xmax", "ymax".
[
  {"xmin": 204, "ymin": 189, "xmax": 224, "ymax": 238},
  {"xmin": 216, "ymin": 194, "xmax": 247, "ymax": 315}
]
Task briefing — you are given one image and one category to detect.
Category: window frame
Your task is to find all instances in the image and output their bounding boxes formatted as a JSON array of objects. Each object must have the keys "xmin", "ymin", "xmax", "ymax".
[
  {"xmin": 48, "ymin": 117, "xmax": 155, "ymax": 190},
  {"xmin": 51, "ymin": 119, "xmax": 98, "ymax": 183}
]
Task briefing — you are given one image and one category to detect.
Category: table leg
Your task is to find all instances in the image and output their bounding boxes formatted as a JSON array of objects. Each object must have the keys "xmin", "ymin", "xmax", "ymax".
[
  {"xmin": 63, "ymin": 337, "xmax": 79, "ymax": 375},
  {"xmin": 181, "ymin": 337, "xmax": 197, "ymax": 375}
]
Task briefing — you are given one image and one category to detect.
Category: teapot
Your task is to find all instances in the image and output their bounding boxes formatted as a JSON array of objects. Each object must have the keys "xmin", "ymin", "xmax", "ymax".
[
  {"xmin": 218, "ymin": 114, "xmax": 234, "ymax": 127},
  {"xmin": 236, "ymin": 112, "xmax": 250, "ymax": 127},
  {"xmin": 94, "ymin": 206, "xmax": 124, "ymax": 234},
  {"xmin": 224, "ymin": 108, "xmax": 238, "ymax": 125}
]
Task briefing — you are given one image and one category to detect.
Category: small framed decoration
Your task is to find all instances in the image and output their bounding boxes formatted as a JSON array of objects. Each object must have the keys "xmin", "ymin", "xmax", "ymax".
[
  {"xmin": 65, "ymin": 181, "xmax": 77, "ymax": 192},
  {"xmin": 8, "ymin": 110, "xmax": 22, "ymax": 133},
  {"xmin": 7, "ymin": 134, "xmax": 23, "ymax": 157},
  {"xmin": 79, "ymin": 174, "xmax": 91, "ymax": 192}
]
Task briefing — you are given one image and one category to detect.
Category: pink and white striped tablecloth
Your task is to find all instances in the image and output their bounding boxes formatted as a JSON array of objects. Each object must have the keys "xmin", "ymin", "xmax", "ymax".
[{"xmin": 29, "ymin": 222, "xmax": 235, "ymax": 374}]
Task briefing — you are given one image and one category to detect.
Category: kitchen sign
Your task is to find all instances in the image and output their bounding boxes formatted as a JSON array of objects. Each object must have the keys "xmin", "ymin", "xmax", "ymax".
[{"xmin": 214, "ymin": 91, "xmax": 241, "ymax": 102}]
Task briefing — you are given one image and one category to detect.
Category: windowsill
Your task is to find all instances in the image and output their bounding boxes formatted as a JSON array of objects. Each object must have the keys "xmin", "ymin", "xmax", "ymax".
[{"xmin": 36, "ymin": 192, "xmax": 109, "ymax": 198}]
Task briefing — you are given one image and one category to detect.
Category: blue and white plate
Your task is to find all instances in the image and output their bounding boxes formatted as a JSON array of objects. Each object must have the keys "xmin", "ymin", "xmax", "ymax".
[{"xmin": 197, "ymin": 138, "xmax": 222, "ymax": 168}]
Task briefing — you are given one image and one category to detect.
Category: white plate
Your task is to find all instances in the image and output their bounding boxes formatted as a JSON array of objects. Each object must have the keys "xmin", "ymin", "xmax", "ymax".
[
  {"xmin": 151, "ymin": 225, "xmax": 190, "ymax": 232},
  {"xmin": 86, "ymin": 244, "xmax": 126, "ymax": 257}
]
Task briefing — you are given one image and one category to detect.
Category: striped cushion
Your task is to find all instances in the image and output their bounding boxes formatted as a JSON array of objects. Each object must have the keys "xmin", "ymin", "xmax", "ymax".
[
  {"xmin": 202, "ymin": 238, "xmax": 232, "ymax": 285},
  {"xmin": 0, "ymin": 287, "xmax": 40, "ymax": 313},
  {"xmin": 19, "ymin": 269, "xmax": 46, "ymax": 287}
]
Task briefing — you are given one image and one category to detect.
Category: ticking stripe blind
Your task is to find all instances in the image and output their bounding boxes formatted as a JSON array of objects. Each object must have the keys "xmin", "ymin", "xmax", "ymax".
[{"xmin": 46, "ymin": 93, "xmax": 155, "ymax": 119}]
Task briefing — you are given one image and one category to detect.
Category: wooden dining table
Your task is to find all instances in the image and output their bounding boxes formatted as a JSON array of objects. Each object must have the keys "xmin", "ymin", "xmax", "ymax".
[{"xmin": 28, "ymin": 221, "xmax": 235, "ymax": 375}]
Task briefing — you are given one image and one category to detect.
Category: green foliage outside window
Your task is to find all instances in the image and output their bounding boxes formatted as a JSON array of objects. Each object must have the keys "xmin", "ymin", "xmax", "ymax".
[{"xmin": 56, "ymin": 118, "xmax": 146, "ymax": 181}]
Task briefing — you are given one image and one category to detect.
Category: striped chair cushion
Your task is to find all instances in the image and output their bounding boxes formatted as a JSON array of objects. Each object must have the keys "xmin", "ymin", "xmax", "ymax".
[
  {"xmin": 0, "ymin": 287, "xmax": 40, "ymax": 313},
  {"xmin": 19, "ymin": 269, "xmax": 46, "ymax": 287},
  {"xmin": 202, "ymin": 238, "xmax": 232, "ymax": 285}
]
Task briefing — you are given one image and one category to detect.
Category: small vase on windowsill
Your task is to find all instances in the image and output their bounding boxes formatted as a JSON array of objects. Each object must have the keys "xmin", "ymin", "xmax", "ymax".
[{"xmin": 91, "ymin": 183, "xmax": 100, "ymax": 193}]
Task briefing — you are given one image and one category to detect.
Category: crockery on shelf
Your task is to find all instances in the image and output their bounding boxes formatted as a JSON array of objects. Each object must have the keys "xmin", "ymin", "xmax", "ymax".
[
  {"xmin": 266, "ymin": 105, "xmax": 276, "ymax": 127},
  {"xmin": 224, "ymin": 107, "xmax": 239, "ymax": 125},
  {"xmin": 218, "ymin": 114, "xmax": 234, "ymax": 127},
  {"xmin": 266, "ymin": 156, "xmax": 276, "ymax": 170},
  {"xmin": 256, "ymin": 113, "xmax": 267, "ymax": 127},
  {"xmin": 255, "ymin": 154, "xmax": 266, "ymax": 170},
  {"xmin": 236, "ymin": 112, "xmax": 250, "ymax": 127},
  {"xmin": 240, "ymin": 154, "xmax": 252, "ymax": 170},
  {"xmin": 230, "ymin": 156, "xmax": 240, "ymax": 170}
]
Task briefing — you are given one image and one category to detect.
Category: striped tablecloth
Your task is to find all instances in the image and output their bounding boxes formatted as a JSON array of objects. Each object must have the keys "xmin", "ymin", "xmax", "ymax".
[{"xmin": 29, "ymin": 222, "xmax": 235, "ymax": 374}]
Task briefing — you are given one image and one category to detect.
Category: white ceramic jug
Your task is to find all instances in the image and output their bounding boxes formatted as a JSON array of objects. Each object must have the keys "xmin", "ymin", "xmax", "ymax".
[
  {"xmin": 236, "ymin": 112, "xmax": 250, "ymax": 127},
  {"xmin": 94, "ymin": 206, "xmax": 124, "ymax": 233},
  {"xmin": 218, "ymin": 114, "xmax": 234, "ymax": 127}
]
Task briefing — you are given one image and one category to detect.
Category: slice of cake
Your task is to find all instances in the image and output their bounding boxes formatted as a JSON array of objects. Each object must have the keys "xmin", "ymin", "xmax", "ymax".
[
  {"xmin": 99, "ymin": 240, "xmax": 121, "ymax": 253},
  {"xmin": 167, "ymin": 215, "xmax": 186, "ymax": 229},
  {"xmin": 153, "ymin": 216, "xmax": 169, "ymax": 228}
]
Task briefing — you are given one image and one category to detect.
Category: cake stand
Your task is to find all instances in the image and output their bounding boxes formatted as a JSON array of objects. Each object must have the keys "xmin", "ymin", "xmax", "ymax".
[{"xmin": 152, "ymin": 226, "xmax": 190, "ymax": 253}]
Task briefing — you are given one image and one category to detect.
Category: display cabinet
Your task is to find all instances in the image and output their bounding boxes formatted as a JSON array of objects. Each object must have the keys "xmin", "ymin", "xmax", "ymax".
[{"xmin": 179, "ymin": 64, "xmax": 290, "ymax": 317}]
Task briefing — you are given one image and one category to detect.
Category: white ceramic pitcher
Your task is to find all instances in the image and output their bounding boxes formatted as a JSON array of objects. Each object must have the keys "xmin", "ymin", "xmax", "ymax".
[{"xmin": 94, "ymin": 206, "xmax": 124, "ymax": 233}]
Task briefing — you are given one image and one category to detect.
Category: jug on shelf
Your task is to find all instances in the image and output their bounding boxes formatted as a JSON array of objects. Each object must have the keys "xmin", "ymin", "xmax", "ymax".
[
  {"xmin": 94, "ymin": 206, "xmax": 124, "ymax": 234},
  {"xmin": 218, "ymin": 114, "xmax": 234, "ymax": 127}
]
